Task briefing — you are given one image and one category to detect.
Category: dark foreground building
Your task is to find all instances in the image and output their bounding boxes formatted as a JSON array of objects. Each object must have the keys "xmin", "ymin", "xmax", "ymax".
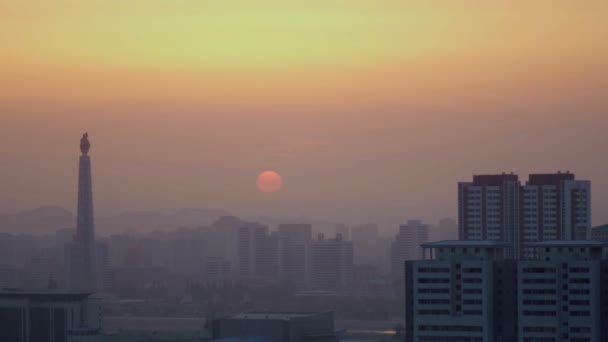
[
  {"xmin": 0, "ymin": 289, "xmax": 102, "ymax": 342},
  {"xmin": 212, "ymin": 311, "xmax": 338, "ymax": 342}
]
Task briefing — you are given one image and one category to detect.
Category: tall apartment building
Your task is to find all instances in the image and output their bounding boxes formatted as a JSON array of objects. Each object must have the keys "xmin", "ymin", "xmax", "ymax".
[
  {"xmin": 459, "ymin": 172, "xmax": 591, "ymax": 258},
  {"xmin": 404, "ymin": 240, "xmax": 516, "ymax": 342},
  {"xmin": 391, "ymin": 220, "xmax": 429, "ymax": 295},
  {"xmin": 520, "ymin": 174, "xmax": 591, "ymax": 258},
  {"xmin": 309, "ymin": 234, "xmax": 354, "ymax": 292},
  {"xmin": 404, "ymin": 240, "xmax": 608, "ymax": 342},
  {"xmin": 277, "ymin": 224, "xmax": 312, "ymax": 290}
]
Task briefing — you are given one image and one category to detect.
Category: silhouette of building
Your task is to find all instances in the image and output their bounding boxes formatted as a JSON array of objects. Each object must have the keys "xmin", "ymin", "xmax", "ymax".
[
  {"xmin": 278, "ymin": 224, "xmax": 312, "ymax": 290},
  {"xmin": 309, "ymin": 234, "xmax": 353, "ymax": 292},
  {"xmin": 334, "ymin": 224, "xmax": 350, "ymax": 241},
  {"xmin": 65, "ymin": 133, "xmax": 107, "ymax": 291},
  {"xmin": 237, "ymin": 222, "xmax": 277, "ymax": 281},
  {"xmin": 391, "ymin": 220, "xmax": 429, "ymax": 295},
  {"xmin": 458, "ymin": 172, "xmax": 591, "ymax": 258},
  {"xmin": 592, "ymin": 224, "xmax": 608, "ymax": 240},
  {"xmin": 0, "ymin": 289, "xmax": 102, "ymax": 342},
  {"xmin": 212, "ymin": 311, "xmax": 337, "ymax": 342}
]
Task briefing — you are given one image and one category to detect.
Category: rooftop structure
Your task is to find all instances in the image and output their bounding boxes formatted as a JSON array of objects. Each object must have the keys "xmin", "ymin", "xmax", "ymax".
[{"xmin": 213, "ymin": 311, "xmax": 337, "ymax": 342}]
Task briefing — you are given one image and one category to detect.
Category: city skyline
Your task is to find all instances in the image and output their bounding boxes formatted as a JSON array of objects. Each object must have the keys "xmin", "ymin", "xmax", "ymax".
[{"xmin": 1, "ymin": 1, "xmax": 607, "ymax": 225}]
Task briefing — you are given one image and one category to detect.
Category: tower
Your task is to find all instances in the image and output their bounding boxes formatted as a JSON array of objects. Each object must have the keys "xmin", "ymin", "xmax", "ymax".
[{"xmin": 65, "ymin": 133, "xmax": 98, "ymax": 291}]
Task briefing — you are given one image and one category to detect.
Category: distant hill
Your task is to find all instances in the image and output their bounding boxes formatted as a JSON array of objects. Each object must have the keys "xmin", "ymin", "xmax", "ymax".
[
  {"xmin": 0, "ymin": 206, "xmax": 75, "ymax": 235},
  {"xmin": 0, "ymin": 207, "xmax": 232, "ymax": 236},
  {"xmin": 98, "ymin": 208, "xmax": 231, "ymax": 234}
]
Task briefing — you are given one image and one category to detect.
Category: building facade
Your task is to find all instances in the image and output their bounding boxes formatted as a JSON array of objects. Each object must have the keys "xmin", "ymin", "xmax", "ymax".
[
  {"xmin": 405, "ymin": 240, "xmax": 608, "ymax": 342},
  {"xmin": 459, "ymin": 172, "xmax": 591, "ymax": 258},
  {"xmin": 212, "ymin": 311, "xmax": 337, "ymax": 342},
  {"xmin": 237, "ymin": 222, "xmax": 278, "ymax": 281},
  {"xmin": 518, "ymin": 241, "xmax": 604, "ymax": 342},
  {"xmin": 277, "ymin": 224, "xmax": 312, "ymax": 290},
  {"xmin": 0, "ymin": 289, "xmax": 102, "ymax": 342},
  {"xmin": 391, "ymin": 220, "xmax": 429, "ymax": 296},
  {"xmin": 405, "ymin": 241, "xmax": 515, "ymax": 342},
  {"xmin": 309, "ymin": 234, "xmax": 354, "ymax": 292}
]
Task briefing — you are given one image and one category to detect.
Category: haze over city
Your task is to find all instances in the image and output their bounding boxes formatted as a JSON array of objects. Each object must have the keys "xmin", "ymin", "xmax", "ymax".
[
  {"xmin": 2, "ymin": 3, "xmax": 608, "ymax": 341},
  {"xmin": 1, "ymin": 1, "xmax": 607, "ymax": 226}
]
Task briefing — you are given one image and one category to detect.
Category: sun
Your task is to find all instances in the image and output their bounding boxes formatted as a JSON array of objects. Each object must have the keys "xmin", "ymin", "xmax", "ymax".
[{"xmin": 257, "ymin": 170, "xmax": 282, "ymax": 193}]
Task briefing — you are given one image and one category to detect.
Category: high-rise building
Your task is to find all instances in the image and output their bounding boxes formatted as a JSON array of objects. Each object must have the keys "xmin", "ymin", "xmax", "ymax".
[
  {"xmin": 277, "ymin": 224, "xmax": 312, "ymax": 290},
  {"xmin": 459, "ymin": 172, "xmax": 591, "ymax": 258},
  {"xmin": 521, "ymin": 173, "xmax": 591, "ymax": 258},
  {"xmin": 351, "ymin": 223, "xmax": 384, "ymax": 268},
  {"xmin": 237, "ymin": 222, "xmax": 277, "ymax": 281},
  {"xmin": 404, "ymin": 239, "xmax": 608, "ymax": 342},
  {"xmin": 518, "ymin": 240, "xmax": 606, "ymax": 342},
  {"xmin": 65, "ymin": 133, "xmax": 106, "ymax": 291},
  {"xmin": 404, "ymin": 240, "xmax": 516, "ymax": 342},
  {"xmin": 391, "ymin": 220, "xmax": 429, "ymax": 295},
  {"xmin": 309, "ymin": 234, "xmax": 354, "ymax": 292},
  {"xmin": 458, "ymin": 173, "xmax": 521, "ymax": 256}
]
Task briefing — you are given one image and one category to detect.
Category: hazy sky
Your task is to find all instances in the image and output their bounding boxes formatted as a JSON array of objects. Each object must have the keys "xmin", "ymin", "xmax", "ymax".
[{"xmin": 1, "ymin": 1, "xmax": 607, "ymax": 225}]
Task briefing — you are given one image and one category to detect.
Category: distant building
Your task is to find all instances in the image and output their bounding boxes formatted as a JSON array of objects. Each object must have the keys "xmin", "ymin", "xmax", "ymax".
[
  {"xmin": 212, "ymin": 311, "xmax": 338, "ymax": 342},
  {"xmin": 351, "ymin": 223, "xmax": 385, "ymax": 268},
  {"xmin": 204, "ymin": 257, "xmax": 232, "ymax": 281},
  {"xmin": 391, "ymin": 220, "xmax": 429, "ymax": 296},
  {"xmin": 309, "ymin": 234, "xmax": 353, "ymax": 292},
  {"xmin": 592, "ymin": 224, "xmax": 608, "ymax": 240},
  {"xmin": 277, "ymin": 224, "xmax": 312, "ymax": 290},
  {"xmin": 0, "ymin": 289, "xmax": 102, "ymax": 342},
  {"xmin": 238, "ymin": 223, "xmax": 278, "ymax": 281},
  {"xmin": 334, "ymin": 224, "xmax": 350, "ymax": 241},
  {"xmin": 458, "ymin": 172, "xmax": 591, "ymax": 258},
  {"xmin": 351, "ymin": 224, "xmax": 378, "ymax": 244}
]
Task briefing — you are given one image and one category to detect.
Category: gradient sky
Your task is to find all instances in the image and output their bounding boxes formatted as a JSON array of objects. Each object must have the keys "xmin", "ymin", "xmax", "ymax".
[{"xmin": 1, "ymin": 1, "xmax": 607, "ymax": 225}]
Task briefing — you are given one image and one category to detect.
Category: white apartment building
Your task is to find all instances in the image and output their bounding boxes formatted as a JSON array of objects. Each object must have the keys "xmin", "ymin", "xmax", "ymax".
[
  {"xmin": 404, "ymin": 239, "xmax": 608, "ymax": 342},
  {"xmin": 518, "ymin": 240, "xmax": 604, "ymax": 342},
  {"xmin": 459, "ymin": 172, "xmax": 591, "ymax": 259},
  {"xmin": 521, "ymin": 174, "xmax": 591, "ymax": 258},
  {"xmin": 405, "ymin": 240, "xmax": 516, "ymax": 342}
]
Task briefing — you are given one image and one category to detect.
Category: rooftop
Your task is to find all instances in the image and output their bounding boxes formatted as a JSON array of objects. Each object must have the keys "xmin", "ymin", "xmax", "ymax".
[
  {"xmin": 421, "ymin": 240, "xmax": 511, "ymax": 248},
  {"xmin": 527, "ymin": 240, "xmax": 607, "ymax": 248},
  {"xmin": 226, "ymin": 311, "xmax": 331, "ymax": 321},
  {"xmin": 0, "ymin": 288, "xmax": 92, "ymax": 300}
]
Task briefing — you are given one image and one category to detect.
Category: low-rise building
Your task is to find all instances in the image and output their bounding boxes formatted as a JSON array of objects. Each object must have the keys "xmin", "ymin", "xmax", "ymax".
[
  {"xmin": 212, "ymin": 311, "xmax": 338, "ymax": 342},
  {"xmin": 0, "ymin": 289, "xmax": 102, "ymax": 342}
]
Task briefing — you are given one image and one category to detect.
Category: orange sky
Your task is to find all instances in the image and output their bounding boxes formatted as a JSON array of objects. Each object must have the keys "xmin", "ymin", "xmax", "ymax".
[{"xmin": 1, "ymin": 1, "xmax": 607, "ymax": 226}]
